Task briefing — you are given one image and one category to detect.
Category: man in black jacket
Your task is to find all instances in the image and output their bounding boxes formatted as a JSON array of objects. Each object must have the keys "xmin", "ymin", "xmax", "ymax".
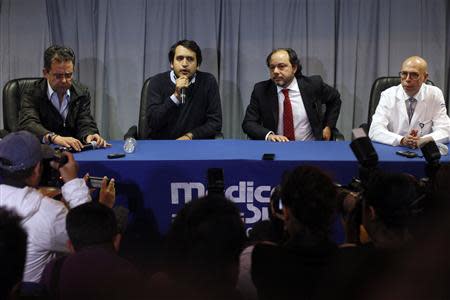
[
  {"xmin": 242, "ymin": 48, "xmax": 341, "ymax": 142},
  {"xmin": 145, "ymin": 40, "xmax": 222, "ymax": 140},
  {"xmin": 19, "ymin": 45, "xmax": 109, "ymax": 151}
]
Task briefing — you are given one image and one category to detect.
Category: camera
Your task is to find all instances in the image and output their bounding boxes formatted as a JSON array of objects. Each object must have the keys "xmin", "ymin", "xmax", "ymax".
[{"xmin": 39, "ymin": 149, "xmax": 68, "ymax": 187}]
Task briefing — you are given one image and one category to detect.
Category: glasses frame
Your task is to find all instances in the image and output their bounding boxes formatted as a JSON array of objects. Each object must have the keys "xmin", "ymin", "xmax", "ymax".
[{"xmin": 399, "ymin": 71, "xmax": 420, "ymax": 81}]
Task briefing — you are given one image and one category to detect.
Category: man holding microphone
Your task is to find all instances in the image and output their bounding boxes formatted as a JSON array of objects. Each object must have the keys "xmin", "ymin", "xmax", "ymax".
[{"xmin": 144, "ymin": 40, "xmax": 222, "ymax": 140}]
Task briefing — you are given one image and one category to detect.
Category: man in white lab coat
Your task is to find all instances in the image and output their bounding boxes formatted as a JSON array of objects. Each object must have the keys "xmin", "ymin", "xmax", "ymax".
[{"xmin": 369, "ymin": 56, "xmax": 450, "ymax": 148}]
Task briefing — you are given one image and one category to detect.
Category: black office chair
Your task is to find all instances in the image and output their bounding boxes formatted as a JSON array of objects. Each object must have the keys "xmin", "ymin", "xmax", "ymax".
[
  {"xmin": 125, "ymin": 77, "xmax": 223, "ymax": 140},
  {"xmin": 360, "ymin": 76, "xmax": 434, "ymax": 133},
  {"xmin": 1, "ymin": 77, "xmax": 41, "ymax": 137}
]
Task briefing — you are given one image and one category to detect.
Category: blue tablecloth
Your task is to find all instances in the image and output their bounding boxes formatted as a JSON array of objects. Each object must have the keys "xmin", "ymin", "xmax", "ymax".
[{"xmin": 74, "ymin": 140, "xmax": 447, "ymax": 236}]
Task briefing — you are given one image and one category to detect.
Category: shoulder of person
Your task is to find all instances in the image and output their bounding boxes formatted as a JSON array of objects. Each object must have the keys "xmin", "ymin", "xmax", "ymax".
[
  {"xmin": 146, "ymin": 71, "xmax": 172, "ymax": 87},
  {"xmin": 71, "ymin": 80, "xmax": 90, "ymax": 97},
  {"xmin": 252, "ymin": 78, "xmax": 275, "ymax": 91},
  {"xmin": 299, "ymin": 74, "xmax": 324, "ymax": 84},
  {"xmin": 195, "ymin": 70, "xmax": 218, "ymax": 82},
  {"xmin": 23, "ymin": 78, "xmax": 47, "ymax": 98}
]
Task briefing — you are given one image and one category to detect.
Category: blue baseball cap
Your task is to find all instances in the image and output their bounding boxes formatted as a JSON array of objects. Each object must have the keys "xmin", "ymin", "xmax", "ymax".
[{"xmin": 0, "ymin": 131, "xmax": 55, "ymax": 172}]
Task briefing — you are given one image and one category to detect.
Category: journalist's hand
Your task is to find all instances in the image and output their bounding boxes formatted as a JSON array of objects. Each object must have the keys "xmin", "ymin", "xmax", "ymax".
[
  {"xmin": 99, "ymin": 177, "xmax": 115, "ymax": 208},
  {"xmin": 50, "ymin": 151, "xmax": 79, "ymax": 183}
]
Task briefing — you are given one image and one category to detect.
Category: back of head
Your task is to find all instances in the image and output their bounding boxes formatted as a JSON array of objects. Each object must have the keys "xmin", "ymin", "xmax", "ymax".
[
  {"xmin": 44, "ymin": 45, "xmax": 75, "ymax": 70},
  {"xmin": 0, "ymin": 131, "xmax": 54, "ymax": 187},
  {"xmin": 0, "ymin": 207, "xmax": 27, "ymax": 299},
  {"xmin": 280, "ymin": 165, "xmax": 337, "ymax": 239},
  {"xmin": 165, "ymin": 194, "xmax": 246, "ymax": 290},
  {"xmin": 66, "ymin": 202, "xmax": 117, "ymax": 251},
  {"xmin": 364, "ymin": 172, "xmax": 421, "ymax": 231}
]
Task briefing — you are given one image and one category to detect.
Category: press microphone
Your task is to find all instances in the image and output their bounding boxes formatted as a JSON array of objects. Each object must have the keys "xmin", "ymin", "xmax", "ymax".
[
  {"xmin": 81, "ymin": 141, "xmax": 98, "ymax": 151},
  {"xmin": 180, "ymin": 88, "xmax": 186, "ymax": 104}
]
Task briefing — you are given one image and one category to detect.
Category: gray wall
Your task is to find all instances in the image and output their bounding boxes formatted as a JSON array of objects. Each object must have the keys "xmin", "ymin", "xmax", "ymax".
[{"xmin": 1, "ymin": 0, "xmax": 449, "ymax": 139}]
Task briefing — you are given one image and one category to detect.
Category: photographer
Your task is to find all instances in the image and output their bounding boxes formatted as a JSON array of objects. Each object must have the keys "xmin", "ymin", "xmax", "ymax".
[
  {"xmin": 251, "ymin": 165, "xmax": 338, "ymax": 300},
  {"xmin": 316, "ymin": 172, "xmax": 423, "ymax": 300},
  {"xmin": 0, "ymin": 131, "xmax": 91, "ymax": 283}
]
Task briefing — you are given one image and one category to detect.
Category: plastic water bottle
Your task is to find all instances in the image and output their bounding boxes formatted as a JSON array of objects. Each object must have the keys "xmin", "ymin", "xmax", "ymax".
[{"xmin": 123, "ymin": 137, "xmax": 136, "ymax": 153}]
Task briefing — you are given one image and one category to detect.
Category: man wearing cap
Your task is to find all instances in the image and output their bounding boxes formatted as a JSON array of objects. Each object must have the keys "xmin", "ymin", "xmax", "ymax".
[
  {"xmin": 18, "ymin": 45, "xmax": 109, "ymax": 151},
  {"xmin": 0, "ymin": 131, "xmax": 90, "ymax": 282}
]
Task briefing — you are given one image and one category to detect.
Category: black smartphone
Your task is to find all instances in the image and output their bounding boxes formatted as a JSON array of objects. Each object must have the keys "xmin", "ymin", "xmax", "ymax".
[
  {"xmin": 396, "ymin": 150, "xmax": 418, "ymax": 158},
  {"xmin": 107, "ymin": 153, "xmax": 126, "ymax": 159},
  {"xmin": 207, "ymin": 168, "xmax": 224, "ymax": 196},
  {"xmin": 88, "ymin": 176, "xmax": 109, "ymax": 188},
  {"xmin": 262, "ymin": 153, "xmax": 275, "ymax": 160}
]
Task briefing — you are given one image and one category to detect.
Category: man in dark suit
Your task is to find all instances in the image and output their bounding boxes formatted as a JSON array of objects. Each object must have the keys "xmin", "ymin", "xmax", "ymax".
[
  {"xmin": 19, "ymin": 45, "xmax": 109, "ymax": 151},
  {"xmin": 242, "ymin": 48, "xmax": 341, "ymax": 142}
]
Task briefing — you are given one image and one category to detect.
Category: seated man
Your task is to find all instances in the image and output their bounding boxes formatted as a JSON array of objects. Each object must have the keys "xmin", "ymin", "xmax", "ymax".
[
  {"xmin": 242, "ymin": 48, "xmax": 341, "ymax": 142},
  {"xmin": 19, "ymin": 45, "xmax": 109, "ymax": 151},
  {"xmin": 40, "ymin": 202, "xmax": 144, "ymax": 300},
  {"xmin": 369, "ymin": 56, "xmax": 450, "ymax": 148},
  {"xmin": 145, "ymin": 40, "xmax": 222, "ymax": 140},
  {"xmin": 0, "ymin": 131, "xmax": 90, "ymax": 282}
]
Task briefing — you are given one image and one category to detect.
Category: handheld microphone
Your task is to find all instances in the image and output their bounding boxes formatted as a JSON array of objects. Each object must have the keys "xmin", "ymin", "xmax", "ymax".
[
  {"xmin": 82, "ymin": 141, "xmax": 98, "ymax": 151},
  {"xmin": 180, "ymin": 88, "xmax": 186, "ymax": 104}
]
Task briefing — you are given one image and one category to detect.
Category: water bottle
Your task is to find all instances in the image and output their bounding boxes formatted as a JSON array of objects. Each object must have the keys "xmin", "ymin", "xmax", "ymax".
[{"xmin": 123, "ymin": 137, "xmax": 136, "ymax": 153}]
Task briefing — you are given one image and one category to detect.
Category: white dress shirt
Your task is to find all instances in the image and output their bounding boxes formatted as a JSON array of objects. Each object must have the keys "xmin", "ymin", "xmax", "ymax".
[
  {"xmin": 274, "ymin": 77, "xmax": 314, "ymax": 141},
  {"xmin": 47, "ymin": 81, "xmax": 70, "ymax": 121}
]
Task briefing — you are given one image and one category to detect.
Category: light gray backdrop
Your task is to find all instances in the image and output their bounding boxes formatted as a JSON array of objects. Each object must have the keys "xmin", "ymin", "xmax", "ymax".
[{"xmin": 1, "ymin": 0, "xmax": 449, "ymax": 139}]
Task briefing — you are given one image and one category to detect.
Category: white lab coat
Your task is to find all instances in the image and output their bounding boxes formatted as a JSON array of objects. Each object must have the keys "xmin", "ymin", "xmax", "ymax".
[{"xmin": 369, "ymin": 83, "xmax": 450, "ymax": 146}]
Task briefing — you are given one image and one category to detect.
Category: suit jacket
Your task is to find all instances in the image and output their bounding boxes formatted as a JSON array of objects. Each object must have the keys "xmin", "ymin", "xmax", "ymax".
[
  {"xmin": 242, "ymin": 75, "xmax": 341, "ymax": 140},
  {"xmin": 18, "ymin": 78, "xmax": 99, "ymax": 141}
]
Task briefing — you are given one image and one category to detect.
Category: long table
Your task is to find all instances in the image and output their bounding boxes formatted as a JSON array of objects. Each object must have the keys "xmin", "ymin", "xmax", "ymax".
[{"xmin": 74, "ymin": 140, "xmax": 448, "ymax": 236}]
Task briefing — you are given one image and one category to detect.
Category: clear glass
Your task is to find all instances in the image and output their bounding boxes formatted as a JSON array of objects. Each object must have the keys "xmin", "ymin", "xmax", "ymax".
[{"xmin": 123, "ymin": 137, "xmax": 137, "ymax": 153}]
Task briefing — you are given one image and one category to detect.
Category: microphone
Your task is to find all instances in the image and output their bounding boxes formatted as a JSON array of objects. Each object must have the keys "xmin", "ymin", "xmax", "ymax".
[
  {"xmin": 81, "ymin": 141, "xmax": 98, "ymax": 151},
  {"xmin": 180, "ymin": 88, "xmax": 186, "ymax": 104}
]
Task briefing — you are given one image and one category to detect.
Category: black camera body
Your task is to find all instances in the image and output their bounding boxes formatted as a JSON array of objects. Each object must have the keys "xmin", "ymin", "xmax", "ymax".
[{"xmin": 39, "ymin": 149, "xmax": 68, "ymax": 187}]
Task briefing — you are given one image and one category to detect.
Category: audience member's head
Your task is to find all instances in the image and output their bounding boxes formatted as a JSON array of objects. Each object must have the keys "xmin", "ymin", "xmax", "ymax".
[
  {"xmin": 66, "ymin": 202, "xmax": 119, "ymax": 252},
  {"xmin": 280, "ymin": 165, "xmax": 337, "ymax": 240},
  {"xmin": 0, "ymin": 207, "xmax": 27, "ymax": 299},
  {"xmin": 165, "ymin": 194, "xmax": 246, "ymax": 293},
  {"xmin": 0, "ymin": 131, "xmax": 54, "ymax": 188},
  {"xmin": 362, "ymin": 172, "xmax": 422, "ymax": 248}
]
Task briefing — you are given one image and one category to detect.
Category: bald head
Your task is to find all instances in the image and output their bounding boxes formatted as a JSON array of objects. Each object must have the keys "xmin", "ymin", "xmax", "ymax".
[
  {"xmin": 400, "ymin": 56, "xmax": 429, "ymax": 97},
  {"xmin": 401, "ymin": 56, "xmax": 428, "ymax": 74}
]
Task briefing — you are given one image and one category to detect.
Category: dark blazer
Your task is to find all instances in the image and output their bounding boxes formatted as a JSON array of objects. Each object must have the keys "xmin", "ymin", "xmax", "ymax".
[
  {"xmin": 18, "ymin": 78, "xmax": 99, "ymax": 141},
  {"xmin": 242, "ymin": 75, "xmax": 341, "ymax": 140}
]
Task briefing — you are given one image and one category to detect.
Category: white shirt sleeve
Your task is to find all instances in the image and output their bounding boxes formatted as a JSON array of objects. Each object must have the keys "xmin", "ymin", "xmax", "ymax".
[{"xmin": 369, "ymin": 92, "xmax": 404, "ymax": 146}]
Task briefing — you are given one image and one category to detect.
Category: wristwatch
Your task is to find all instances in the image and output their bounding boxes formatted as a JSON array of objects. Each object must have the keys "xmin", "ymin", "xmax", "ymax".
[{"xmin": 47, "ymin": 132, "xmax": 57, "ymax": 144}]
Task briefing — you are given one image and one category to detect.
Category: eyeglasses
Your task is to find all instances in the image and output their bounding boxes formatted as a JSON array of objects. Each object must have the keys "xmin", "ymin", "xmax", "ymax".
[
  {"xmin": 51, "ymin": 72, "xmax": 73, "ymax": 80},
  {"xmin": 399, "ymin": 71, "xmax": 420, "ymax": 81}
]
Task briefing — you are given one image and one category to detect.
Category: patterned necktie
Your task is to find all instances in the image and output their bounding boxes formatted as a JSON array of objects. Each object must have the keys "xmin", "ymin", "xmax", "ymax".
[
  {"xmin": 282, "ymin": 89, "xmax": 295, "ymax": 141},
  {"xmin": 407, "ymin": 97, "xmax": 417, "ymax": 123}
]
